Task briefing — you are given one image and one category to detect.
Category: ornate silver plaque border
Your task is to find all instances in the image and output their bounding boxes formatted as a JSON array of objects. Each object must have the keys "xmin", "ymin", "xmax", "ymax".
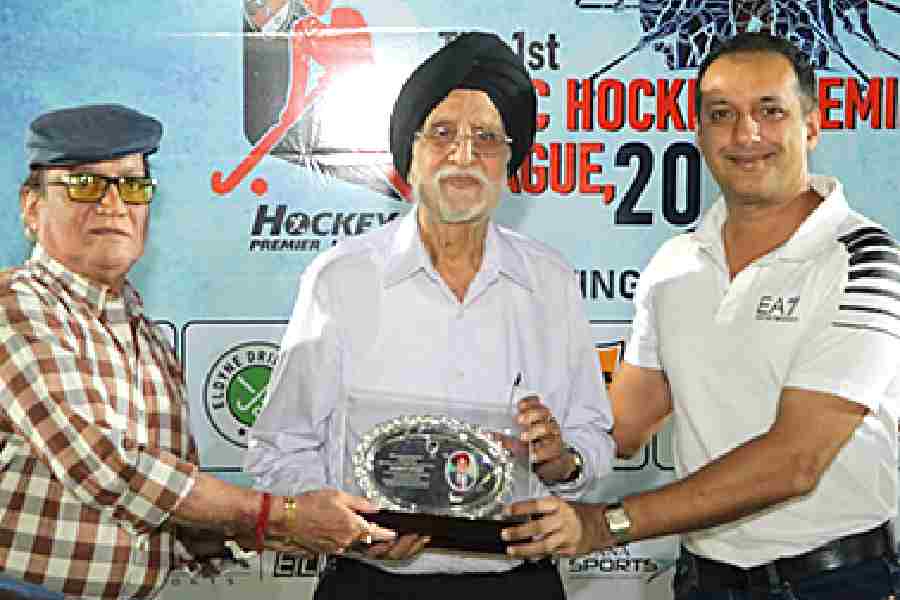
[{"xmin": 352, "ymin": 414, "xmax": 514, "ymax": 518}]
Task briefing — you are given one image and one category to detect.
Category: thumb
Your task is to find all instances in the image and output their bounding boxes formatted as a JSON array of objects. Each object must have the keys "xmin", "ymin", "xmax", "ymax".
[
  {"xmin": 339, "ymin": 496, "xmax": 398, "ymax": 542},
  {"xmin": 504, "ymin": 499, "xmax": 539, "ymax": 518},
  {"xmin": 369, "ymin": 523, "xmax": 397, "ymax": 542},
  {"xmin": 341, "ymin": 493, "xmax": 380, "ymax": 514}
]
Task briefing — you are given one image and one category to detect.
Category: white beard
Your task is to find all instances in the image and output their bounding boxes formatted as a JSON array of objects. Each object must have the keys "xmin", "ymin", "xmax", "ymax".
[{"xmin": 414, "ymin": 166, "xmax": 500, "ymax": 224}]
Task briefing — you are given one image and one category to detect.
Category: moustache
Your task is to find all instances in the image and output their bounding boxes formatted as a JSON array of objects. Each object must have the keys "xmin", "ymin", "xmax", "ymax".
[
  {"xmin": 723, "ymin": 144, "xmax": 779, "ymax": 159},
  {"xmin": 435, "ymin": 167, "xmax": 490, "ymax": 186}
]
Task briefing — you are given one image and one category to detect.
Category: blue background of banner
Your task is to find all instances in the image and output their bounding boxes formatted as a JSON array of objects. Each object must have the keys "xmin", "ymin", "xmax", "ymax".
[{"xmin": 0, "ymin": 1, "xmax": 897, "ymax": 596}]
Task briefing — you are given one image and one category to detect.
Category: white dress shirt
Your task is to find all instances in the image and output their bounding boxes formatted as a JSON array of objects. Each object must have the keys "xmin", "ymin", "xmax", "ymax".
[{"xmin": 245, "ymin": 207, "xmax": 614, "ymax": 574}]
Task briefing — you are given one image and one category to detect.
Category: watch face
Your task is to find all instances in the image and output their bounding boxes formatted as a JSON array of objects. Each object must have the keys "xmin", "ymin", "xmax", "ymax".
[
  {"xmin": 570, "ymin": 447, "xmax": 583, "ymax": 468},
  {"xmin": 605, "ymin": 505, "xmax": 632, "ymax": 538}
]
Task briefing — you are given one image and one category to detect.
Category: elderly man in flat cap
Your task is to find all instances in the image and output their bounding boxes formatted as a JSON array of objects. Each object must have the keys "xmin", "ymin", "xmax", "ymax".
[
  {"xmin": 246, "ymin": 32, "xmax": 614, "ymax": 600},
  {"xmin": 0, "ymin": 103, "xmax": 394, "ymax": 600}
]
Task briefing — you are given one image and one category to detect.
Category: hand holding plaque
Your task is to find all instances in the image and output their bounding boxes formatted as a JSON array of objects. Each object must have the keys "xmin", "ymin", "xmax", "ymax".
[{"xmin": 344, "ymin": 392, "xmax": 539, "ymax": 554}]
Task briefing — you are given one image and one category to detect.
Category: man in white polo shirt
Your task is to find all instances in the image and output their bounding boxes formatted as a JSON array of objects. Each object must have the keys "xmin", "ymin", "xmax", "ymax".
[{"xmin": 502, "ymin": 32, "xmax": 900, "ymax": 599}]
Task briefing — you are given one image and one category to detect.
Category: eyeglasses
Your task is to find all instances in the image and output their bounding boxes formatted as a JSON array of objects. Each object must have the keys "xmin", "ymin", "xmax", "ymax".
[
  {"xmin": 45, "ymin": 173, "xmax": 157, "ymax": 205},
  {"xmin": 415, "ymin": 124, "xmax": 512, "ymax": 156}
]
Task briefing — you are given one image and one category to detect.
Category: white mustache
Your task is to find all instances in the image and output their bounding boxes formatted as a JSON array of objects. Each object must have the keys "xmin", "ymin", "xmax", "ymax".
[{"xmin": 435, "ymin": 167, "xmax": 489, "ymax": 186}]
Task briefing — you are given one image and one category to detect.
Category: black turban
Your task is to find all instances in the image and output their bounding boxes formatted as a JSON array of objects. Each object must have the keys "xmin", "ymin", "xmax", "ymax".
[
  {"xmin": 26, "ymin": 104, "xmax": 162, "ymax": 167},
  {"xmin": 390, "ymin": 32, "xmax": 536, "ymax": 180}
]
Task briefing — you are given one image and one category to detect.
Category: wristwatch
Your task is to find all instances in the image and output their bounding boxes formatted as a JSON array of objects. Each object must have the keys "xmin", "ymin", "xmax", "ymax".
[
  {"xmin": 559, "ymin": 445, "xmax": 584, "ymax": 484},
  {"xmin": 603, "ymin": 502, "xmax": 632, "ymax": 545}
]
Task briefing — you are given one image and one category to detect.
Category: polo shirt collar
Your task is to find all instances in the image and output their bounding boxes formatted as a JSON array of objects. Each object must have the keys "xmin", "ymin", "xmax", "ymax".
[
  {"xmin": 692, "ymin": 175, "xmax": 849, "ymax": 262},
  {"xmin": 775, "ymin": 175, "xmax": 849, "ymax": 260},
  {"xmin": 693, "ymin": 196, "xmax": 728, "ymax": 252},
  {"xmin": 28, "ymin": 243, "xmax": 144, "ymax": 318},
  {"xmin": 383, "ymin": 206, "xmax": 534, "ymax": 292}
]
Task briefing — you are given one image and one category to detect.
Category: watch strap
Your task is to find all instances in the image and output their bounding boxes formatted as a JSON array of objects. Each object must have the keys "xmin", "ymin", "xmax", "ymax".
[
  {"xmin": 559, "ymin": 445, "xmax": 584, "ymax": 484},
  {"xmin": 603, "ymin": 501, "xmax": 632, "ymax": 545}
]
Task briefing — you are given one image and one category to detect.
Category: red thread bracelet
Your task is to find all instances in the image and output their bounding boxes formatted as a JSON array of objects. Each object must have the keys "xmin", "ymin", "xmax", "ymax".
[{"xmin": 255, "ymin": 492, "xmax": 272, "ymax": 551}]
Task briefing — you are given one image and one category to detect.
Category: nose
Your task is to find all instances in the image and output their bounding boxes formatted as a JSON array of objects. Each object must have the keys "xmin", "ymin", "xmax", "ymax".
[
  {"xmin": 97, "ymin": 181, "xmax": 128, "ymax": 217},
  {"xmin": 733, "ymin": 112, "xmax": 761, "ymax": 145},
  {"xmin": 447, "ymin": 134, "xmax": 476, "ymax": 165}
]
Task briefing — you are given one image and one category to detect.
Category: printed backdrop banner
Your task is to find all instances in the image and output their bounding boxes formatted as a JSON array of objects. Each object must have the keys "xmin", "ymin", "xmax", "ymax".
[{"xmin": 0, "ymin": 2, "xmax": 897, "ymax": 599}]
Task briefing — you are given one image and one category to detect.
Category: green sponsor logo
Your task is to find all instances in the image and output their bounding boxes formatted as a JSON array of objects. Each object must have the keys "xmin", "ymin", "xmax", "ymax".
[
  {"xmin": 204, "ymin": 342, "xmax": 279, "ymax": 448},
  {"xmin": 228, "ymin": 364, "xmax": 272, "ymax": 426}
]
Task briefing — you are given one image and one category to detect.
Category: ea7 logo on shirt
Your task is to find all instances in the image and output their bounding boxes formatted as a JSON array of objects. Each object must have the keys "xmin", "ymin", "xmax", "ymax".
[
  {"xmin": 204, "ymin": 341, "xmax": 279, "ymax": 448},
  {"xmin": 756, "ymin": 295, "xmax": 800, "ymax": 323}
]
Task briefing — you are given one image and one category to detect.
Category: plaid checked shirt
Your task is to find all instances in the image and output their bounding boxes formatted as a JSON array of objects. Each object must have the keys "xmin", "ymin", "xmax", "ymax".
[{"xmin": 0, "ymin": 245, "xmax": 199, "ymax": 599}]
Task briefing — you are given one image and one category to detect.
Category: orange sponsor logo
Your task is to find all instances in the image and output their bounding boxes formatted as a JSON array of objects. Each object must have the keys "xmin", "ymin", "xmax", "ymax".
[{"xmin": 595, "ymin": 340, "xmax": 625, "ymax": 388}]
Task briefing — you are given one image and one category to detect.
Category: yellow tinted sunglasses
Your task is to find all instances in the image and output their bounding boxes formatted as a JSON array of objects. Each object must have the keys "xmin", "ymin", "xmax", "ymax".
[{"xmin": 45, "ymin": 173, "xmax": 157, "ymax": 205}]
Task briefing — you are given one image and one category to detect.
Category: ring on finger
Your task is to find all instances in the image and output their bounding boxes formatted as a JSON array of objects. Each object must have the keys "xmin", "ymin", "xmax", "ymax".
[{"xmin": 360, "ymin": 521, "xmax": 373, "ymax": 545}]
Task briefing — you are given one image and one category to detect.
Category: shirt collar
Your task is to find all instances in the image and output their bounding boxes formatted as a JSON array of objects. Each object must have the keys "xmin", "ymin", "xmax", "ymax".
[
  {"xmin": 383, "ymin": 206, "xmax": 534, "ymax": 292},
  {"xmin": 692, "ymin": 175, "xmax": 850, "ymax": 261},
  {"xmin": 693, "ymin": 195, "xmax": 728, "ymax": 252},
  {"xmin": 28, "ymin": 243, "xmax": 144, "ymax": 318},
  {"xmin": 777, "ymin": 175, "xmax": 849, "ymax": 259}
]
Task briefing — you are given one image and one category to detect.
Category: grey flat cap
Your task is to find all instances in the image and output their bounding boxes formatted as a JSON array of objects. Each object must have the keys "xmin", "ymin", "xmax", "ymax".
[{"xmin": 26, "ymin": 103, "xmax": 162, "ymax": 167}]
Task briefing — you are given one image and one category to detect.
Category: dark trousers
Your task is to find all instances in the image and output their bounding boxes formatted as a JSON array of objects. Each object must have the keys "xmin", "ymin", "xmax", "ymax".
[
  {"xmin": 314, "ymin": 557, "xmax": 566, "ymax": 600},
  {"xmin": 674, "ymin": 524, "xmax": 900, "ymax": 600},
  {"xmin": 676, "ymin": 558, "xmax": 900, "ymax": 599}
]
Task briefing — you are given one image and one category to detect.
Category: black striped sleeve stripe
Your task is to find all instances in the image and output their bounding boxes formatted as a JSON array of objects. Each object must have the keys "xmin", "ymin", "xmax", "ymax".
[
  {"xmin": 838, "ymin": 304, "xmax": 900, "ymax": 323},
  {"xmin": 839, "ymin": 227, "xmax": 900, "ymax": 278},
  {"xmin": 837, "ymin": 225, "xmax": 898, "ymax": 253},
  {"xmin": 847, "ymin": 268, "xmax": 900, "ymax": 285},
  {"xmin": 838, "ymin": 226, "xmax": 895, "ymax": 246},
  {"xmin": 845, "ymin": 285, "xmax": 900, "ymax": 304},
  {"xmin": 849, "ymin": 249, "xmax": 900, "ymax": 267},
  {"xmin": 838, "ymin": 227, "xmax": 900, "ymax": 329},
  {"xmin": 833, "ymin": 321, "xmax": 900, "ymax": 342},
  {"xmin": 847, "ymin": 236, "xmax": 897, "ymax": 254}
]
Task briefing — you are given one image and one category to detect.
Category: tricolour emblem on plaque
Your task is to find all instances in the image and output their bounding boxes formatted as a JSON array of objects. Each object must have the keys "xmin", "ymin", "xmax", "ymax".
[{"xmin": 352, "ymin": 415, "xmax": 514, "ymax": 519}]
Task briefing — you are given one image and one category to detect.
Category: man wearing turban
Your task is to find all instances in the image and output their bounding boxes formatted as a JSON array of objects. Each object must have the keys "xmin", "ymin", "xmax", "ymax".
[{"xmin": 246, "ymin": 32, "xmax": 614, "ymax": 600}]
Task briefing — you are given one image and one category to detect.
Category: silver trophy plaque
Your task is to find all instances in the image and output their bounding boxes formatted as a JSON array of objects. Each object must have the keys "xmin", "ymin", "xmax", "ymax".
[
  {"xmin": 343, "ymin": 391, "xmax": 536, "ymax": 553},
  {"xmin": 352, "ymin": 415, "xmax": 514, "ymax": 519}
]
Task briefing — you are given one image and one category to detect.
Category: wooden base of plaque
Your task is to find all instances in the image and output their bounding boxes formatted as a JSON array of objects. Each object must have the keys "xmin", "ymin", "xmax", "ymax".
[{"xmin": 367, "ymin": 510, "xmax": 526, "ymax": 554}]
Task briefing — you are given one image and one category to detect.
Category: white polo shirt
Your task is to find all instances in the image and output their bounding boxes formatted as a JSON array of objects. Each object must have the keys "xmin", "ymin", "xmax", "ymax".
[{"xmin": 626, "ymin": 175, "xmax": 900, "ymax": 567}]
